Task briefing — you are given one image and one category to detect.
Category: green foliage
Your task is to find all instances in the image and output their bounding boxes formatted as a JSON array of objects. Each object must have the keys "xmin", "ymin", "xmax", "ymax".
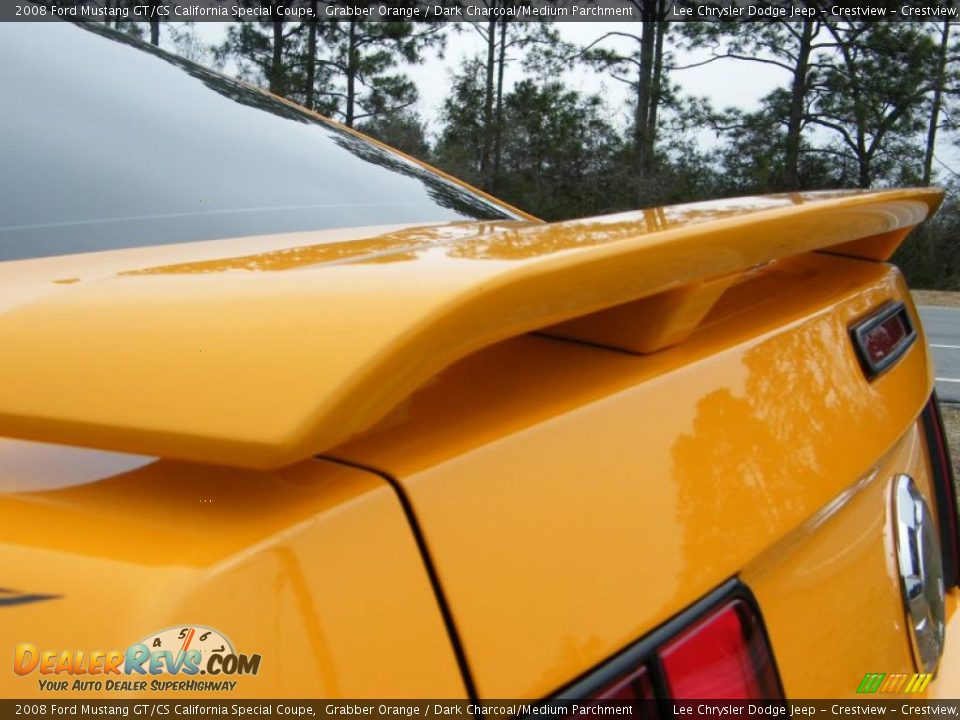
[
  {"xmin": 495, "ymin": 80, "xmax": 627, "ymax": 220},
  {"xmin": 203, "ymin": 16, "xmax": 959, "ymax": 289},
  {"xmin": 357, "ymin": 111, "xmax": 432, "ymax": 160},
  {"xmin": 577, "ymin": 18, "xmax": 672, "ymax": 191},
  {"xmin": 444, "ymin": 17, "xmax": 563, "ymax": 193},
  {"xmin": 435, "ymin": 65, "xmax": 628, "ymax": 220},
  {"xmin": 214, "ymin": 14, "xmax": 442, "ymax": 126},
  {"xmin": 711, "ymin": 91, "xmax": 842, "ymax": 195},
  {"xmin": 894, "ymin": 185, "xmax": 960, "ymax": 290},
  {"xmin": 314, "ymin": 18, "xmax": 443, "ymax": 126},
  {"xmin": 433, "ymin": 58, "xmax": 488, "ymax": 188},
  {"xmin": 213, "ymin": 13, "xmax": 300, "ymax": 96},
  {"xmin": 714, "ymin": 106, "xmax": 788, "ymax": 195},
  {"xmin": 812, "ymin": 22, "xmax": 938, "ymax": 188}
]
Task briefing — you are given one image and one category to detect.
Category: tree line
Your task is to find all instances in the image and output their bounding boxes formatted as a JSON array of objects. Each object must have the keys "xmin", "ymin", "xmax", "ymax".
[{"xmin": 90, "ymin": 4, "xmax": 960, "ymax": 289}]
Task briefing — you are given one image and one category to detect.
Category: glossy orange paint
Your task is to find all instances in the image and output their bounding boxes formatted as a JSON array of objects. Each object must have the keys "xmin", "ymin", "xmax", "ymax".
[
  {"xmin": 0, "ymin": 189, "xmax": 941, "ymax": 469},
  {"xmin": 0, "ymin": 189, "xmax": 953, "ymax": 701},
  {"xmin": 331, "ymin": 252, "xmax": 951, "ymax": 698},
  {"xmin": 745, "ymin": 421, "xmax": 953, "ymax": 697},
  {"xmin": 0, "ymin": 452, "xmax": 465, "ymax": 698}
]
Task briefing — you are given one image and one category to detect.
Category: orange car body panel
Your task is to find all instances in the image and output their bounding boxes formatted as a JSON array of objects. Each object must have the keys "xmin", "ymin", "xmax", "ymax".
[
  {"xmin": 0, "ymin": 455, "xmax": 465, "ymax": 697},
  {"xmin": 0, "ymin": 192, "xmax": 954, "ymax": 700}
]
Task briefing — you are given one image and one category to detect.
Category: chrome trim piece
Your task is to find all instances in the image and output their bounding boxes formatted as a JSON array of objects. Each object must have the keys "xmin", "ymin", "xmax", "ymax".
[{"xmin": 892, "ymin": 474, "xmax": 946, "ymax": 672}]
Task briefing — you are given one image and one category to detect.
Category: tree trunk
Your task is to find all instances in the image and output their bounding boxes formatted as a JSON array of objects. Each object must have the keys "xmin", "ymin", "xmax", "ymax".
[
  {"xmin": 492, "ymin": 19, "xmax": 507, "ymax": 195},
  {"xmin": 270, "ymin": 14, "xmax": 284, "ymax": 96},
  {"xmin": 634, "ymin": 17, "xmax": 655, "ymax": 194},
  {"xmin": 644, "ymin": 15, "xmax": 666, "ymax": 174},
  {"xmin": 304, "ymin": 6, "xmax": 318, "ymax": 110},
  {"xmin": 923, "ymin": 20, "xmax": 951, "ymax": 186},
  {"xmin": 836, "ymin": 23, "xmax": 870, "ymax": 188},
  {"xmin": 481, "ymin": 16, "xmax": 497, "ymax": 191},
  {"xmin": 783, "ymin": 19, "xmax": 814, "ymax": 190},
  {"xmin": 345, "ymin": 20, "xmax": 358, "ymax": 127},
  {"xmin": 149, "ymin": 1, "xmax": 160, "ymax": 47}
]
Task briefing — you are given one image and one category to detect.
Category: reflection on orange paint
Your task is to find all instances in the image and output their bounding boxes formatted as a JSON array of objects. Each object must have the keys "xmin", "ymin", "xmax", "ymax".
[
  {"xmin": 0, "ymin": 189, "xmax": 942, "ymax": 469},
  {"xmin": 332, "ymin": 253, "xmax": 943, "ymax": 698}
]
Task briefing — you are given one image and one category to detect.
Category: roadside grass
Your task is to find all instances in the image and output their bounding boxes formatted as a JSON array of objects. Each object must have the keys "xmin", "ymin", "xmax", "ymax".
[
  {"xmin": 943, "ymin": 404, "xmax": 960, "ymax": 481},
  {"xmin": 911, "ymin": 289, "xmax": 960, "ymax": 308}
]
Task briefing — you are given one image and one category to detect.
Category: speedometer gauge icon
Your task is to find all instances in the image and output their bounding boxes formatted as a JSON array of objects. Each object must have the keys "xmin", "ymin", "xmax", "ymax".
[{"xmin": 139, "ymin": 625, "xmax": 235, "ymax": 666}]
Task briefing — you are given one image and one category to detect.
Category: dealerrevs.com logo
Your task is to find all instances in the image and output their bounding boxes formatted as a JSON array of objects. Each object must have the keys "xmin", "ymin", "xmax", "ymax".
[{"xmin": 13, "ymin": 626, "xmax": 261, "ymax": 693}]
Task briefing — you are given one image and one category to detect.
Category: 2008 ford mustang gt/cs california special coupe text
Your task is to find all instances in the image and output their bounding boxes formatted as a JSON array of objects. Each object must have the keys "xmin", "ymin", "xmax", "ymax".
[{"xmin": 0, "ymin": 21, "xmax": 958, "ymax": 703}]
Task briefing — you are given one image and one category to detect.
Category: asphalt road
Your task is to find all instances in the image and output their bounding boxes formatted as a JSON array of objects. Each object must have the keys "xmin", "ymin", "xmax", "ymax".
[{"xmin": 918, "ymin": 306, "xmax": 960, "ymax": 404}]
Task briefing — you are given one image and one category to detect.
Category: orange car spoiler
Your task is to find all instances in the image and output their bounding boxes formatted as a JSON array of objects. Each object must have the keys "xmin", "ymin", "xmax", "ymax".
[{"xmin": 0, "ymin": 188, "xmax": 943, "ymax": 469}]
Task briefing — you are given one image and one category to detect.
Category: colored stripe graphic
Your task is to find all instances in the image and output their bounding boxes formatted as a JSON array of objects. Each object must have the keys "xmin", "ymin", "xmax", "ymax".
[
  {"xmin": 879, "ymin": 674, "xmax": 907, "ymax": 693},
  {"xmin": 858, "ymin": 673, "xmax": 932, "ymax": 694},
  {"xmin": 904, "ymin": 674, "xmax": 933, "ymax": 693},
  {"xmin": 857, "ymin": 674, "xmax": 885, "ymax": 693}
]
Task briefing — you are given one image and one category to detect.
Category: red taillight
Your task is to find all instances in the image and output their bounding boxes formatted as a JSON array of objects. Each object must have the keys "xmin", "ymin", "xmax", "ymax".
[
  {"xmin": 569, "ymin": 590, "xmax": 783, "ymax": 707},
  {"xmin": 659, "ymin": 600, "xmax": 780, "ymax": 699},
  {"xmin": 850, "ymin": 301, "xmax": 917, "ymax": 378}
]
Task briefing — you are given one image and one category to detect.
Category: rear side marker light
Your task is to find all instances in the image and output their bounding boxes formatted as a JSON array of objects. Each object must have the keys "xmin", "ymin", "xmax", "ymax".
[{"xmin": 850, "ymin": 301, "xmax": 917, "ymax": 379}]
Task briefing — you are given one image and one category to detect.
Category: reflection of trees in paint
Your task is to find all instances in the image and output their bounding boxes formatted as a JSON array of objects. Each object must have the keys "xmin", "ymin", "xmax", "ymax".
[{"xmin": 671, "ymin": 314, "xmax": 877, "ymax": 587}]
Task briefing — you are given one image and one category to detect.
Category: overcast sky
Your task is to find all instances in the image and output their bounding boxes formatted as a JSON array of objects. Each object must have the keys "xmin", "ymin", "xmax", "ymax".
[{"xmin": 410, "ymin": 23, "xmax": 785, "ymax": 134}]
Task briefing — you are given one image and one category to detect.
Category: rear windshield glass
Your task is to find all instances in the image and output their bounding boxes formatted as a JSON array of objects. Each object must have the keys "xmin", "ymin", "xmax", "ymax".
[{"xmin": 0, "ymin": 23, "xmax": 517, "ymax": 262}]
